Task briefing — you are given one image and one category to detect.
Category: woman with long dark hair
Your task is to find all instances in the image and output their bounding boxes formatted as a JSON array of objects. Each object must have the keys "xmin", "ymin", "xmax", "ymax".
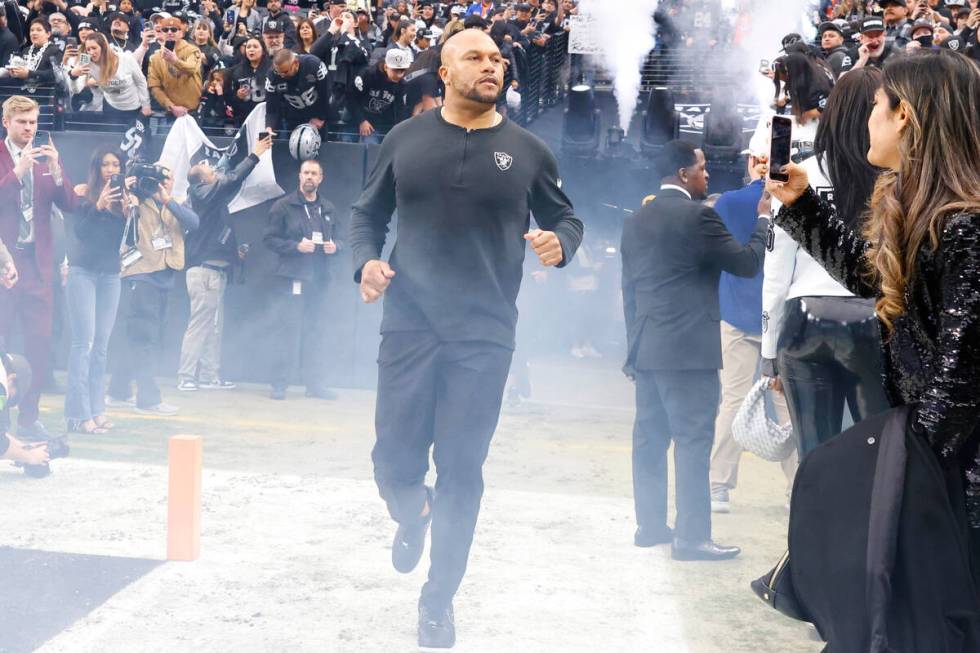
[
  {"xmin": 64, "ymin": 147, "xmax": 133, "ymax": 434},
  {"xmin": 772, "ymin": 52, "xmax": 833, "ymax": 126},
  {"xmin": 762, "ymin": 67, "xmax": 891, "ymax": 457},
  {"xmin": 223, "ymin": 36, "xmax": 269, "ymax": 124},
  {"xmin": 768, "ymin": 50, "xmax": 980, "ymax": 571},
  {"xmin": 294, "ymin": 18, "xmax": 318, "ymax": 54}
]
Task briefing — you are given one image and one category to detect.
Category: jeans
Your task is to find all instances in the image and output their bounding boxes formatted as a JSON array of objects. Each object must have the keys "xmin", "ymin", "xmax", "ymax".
[{"xmin": 64, "ymin": 267, "xmax": 121, "ymax": 421}]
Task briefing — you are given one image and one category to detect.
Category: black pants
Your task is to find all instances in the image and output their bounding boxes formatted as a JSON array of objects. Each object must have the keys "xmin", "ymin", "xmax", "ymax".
[
  {"xmin": 632, "ymin": 368, "xmax": 719, "ymax": 542},
  {"xmin": 270, "ymin": 276, "xmax": 328, "ymax": 391},
  {"xmin": 109, "ymin": 279, "xmax": 167, "ymax": 408},
  {"xmin": 777, "ymin": 297, "xmax": 890, "ymax": 457},
  {"xmin": 372, "ymin": 331, "xmax": 512, "ymax": 612}
]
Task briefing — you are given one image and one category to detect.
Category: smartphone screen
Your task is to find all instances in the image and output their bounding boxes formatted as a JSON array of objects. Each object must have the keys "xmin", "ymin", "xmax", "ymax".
[
  {"xmin": 79, "ymin": 53, "xmax": 91, "ymax": 65},
  {"xmin": 165, "ymin": 40, "xmax": 177, "ymax": 51},
  {"xmin": 769, "ymin": 116, "xmax": 793, "ymax": 183}
]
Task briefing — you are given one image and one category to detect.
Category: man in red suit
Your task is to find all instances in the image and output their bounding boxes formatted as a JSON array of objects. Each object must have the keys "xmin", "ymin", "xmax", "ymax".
[{"xmin": 0, "ymin": 96, "xmax": 75, "ymax": 440}]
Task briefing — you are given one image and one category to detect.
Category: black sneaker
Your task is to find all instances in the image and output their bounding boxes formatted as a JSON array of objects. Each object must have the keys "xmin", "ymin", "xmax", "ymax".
[
  {"xmin": 418, "ymin": 601, "xmax": 455, "ymax": 650},
  {"xmin": 392, "ymin": 486, "xmax": 433, "ymax": 574}
]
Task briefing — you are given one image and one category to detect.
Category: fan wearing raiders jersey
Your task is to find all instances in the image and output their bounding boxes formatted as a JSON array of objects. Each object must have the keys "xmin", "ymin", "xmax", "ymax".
[
  {"xmin": 265, "ymin": 50, "xmax": 334, "ymax": 131},
  {"xmin": 225, "ymin": 36, "xmax": 270, "ymax": 124}
]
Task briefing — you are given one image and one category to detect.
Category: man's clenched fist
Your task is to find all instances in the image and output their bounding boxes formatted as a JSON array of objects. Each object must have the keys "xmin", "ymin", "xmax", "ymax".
[
  {"xmin": 524, "ymin": 229, "xmax": 563, "ymax": 267},
  {"xmin": 360, "ymin": 259, "xmax": 395, "ymax": 303}
]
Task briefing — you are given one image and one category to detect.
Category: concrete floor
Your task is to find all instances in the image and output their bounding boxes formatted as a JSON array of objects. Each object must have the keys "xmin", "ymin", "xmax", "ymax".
[{"xmin": 1, "ymin": 358, "xmax": 821, "ymax": 652}]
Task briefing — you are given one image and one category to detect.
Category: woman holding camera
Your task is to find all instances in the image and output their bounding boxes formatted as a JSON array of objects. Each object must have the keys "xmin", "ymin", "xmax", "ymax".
[
  {"xmin": 69, "ymin": 32, "xmax": 151, "ymax": 122},
  {"xmin": 767, "ymin": 51, "xmax": 980, "ymax": 571},
  {"xmin": 64, "ymin": 147, "xmax": 134, "ymax": 435}
]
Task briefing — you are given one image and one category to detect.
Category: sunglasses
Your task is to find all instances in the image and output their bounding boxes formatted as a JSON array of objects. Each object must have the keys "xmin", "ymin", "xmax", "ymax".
[{"xmin": 160, "ymin": 26, "xmax": 181, "ymax": 33}]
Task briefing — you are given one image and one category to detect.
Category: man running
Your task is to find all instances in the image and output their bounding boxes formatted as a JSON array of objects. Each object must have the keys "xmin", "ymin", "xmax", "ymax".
[{"xmin": 349, "ymin": 28, "xmax": 583, "ymax": 650}]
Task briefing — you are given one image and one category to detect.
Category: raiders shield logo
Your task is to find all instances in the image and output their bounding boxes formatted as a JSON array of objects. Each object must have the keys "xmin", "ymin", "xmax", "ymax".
[{"xmin": 494, "ymin": 151, "xmax": 513, "ymax": 171}]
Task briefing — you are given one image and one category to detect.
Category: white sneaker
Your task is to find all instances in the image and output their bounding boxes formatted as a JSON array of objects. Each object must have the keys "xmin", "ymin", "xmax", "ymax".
[
  {"xmin": 710, "ymin": 487, "xmax": 731, "ymax": 514},
  {"xmin": 136, "ymin": 402, "xmax": 179, "ymax": 416},
  {"xmin": 581, "ymin": 344, "xmax": 602, "ymax": 359}
]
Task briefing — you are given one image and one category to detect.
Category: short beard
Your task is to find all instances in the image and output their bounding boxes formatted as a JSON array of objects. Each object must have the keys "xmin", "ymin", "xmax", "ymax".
[{"xmin": 460, "ymin": 82, "xmax": 499, "ymax": 106}]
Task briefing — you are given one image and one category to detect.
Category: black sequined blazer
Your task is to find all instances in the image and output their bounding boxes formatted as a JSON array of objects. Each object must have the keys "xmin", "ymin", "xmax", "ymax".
[{"xmin": 776, "ymin": 188, "xmax": 980, "ymax": 527}]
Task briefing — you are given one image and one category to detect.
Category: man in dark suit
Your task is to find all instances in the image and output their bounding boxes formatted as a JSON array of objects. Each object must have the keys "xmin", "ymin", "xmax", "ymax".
[
  {"xmin": 621, "ymin": 140, "xmax": 767, "ymax": 561},
  {"xmin": 0, "ymin": 95, "xmax": 75, "ymax": 440}
]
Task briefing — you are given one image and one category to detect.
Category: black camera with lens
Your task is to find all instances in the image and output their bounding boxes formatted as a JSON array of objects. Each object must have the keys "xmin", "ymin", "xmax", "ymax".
[
  {"xmin": 129, "ymin": 162, "xmax": 168, "ymax": 200},
  {"xmin": 19, "ymin": 436, "xmax": 70, "ymax": 478}
]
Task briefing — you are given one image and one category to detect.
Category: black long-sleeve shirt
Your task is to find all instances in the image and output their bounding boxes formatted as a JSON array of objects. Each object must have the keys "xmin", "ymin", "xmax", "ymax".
[
  {"xmin": 349, "ymin": 108, "xmax": 584, "ymax": 349},
  {"xmin": 185, "ymin": 153, "xmax": 259, "ymax": 267},
  {"xmin": 70, "ymin": 200, "xmax": 127, "ymax": 274}
]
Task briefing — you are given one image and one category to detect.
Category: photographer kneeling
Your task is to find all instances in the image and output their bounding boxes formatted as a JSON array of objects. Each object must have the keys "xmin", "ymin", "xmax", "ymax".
[
  {"xmin": 1, "ymin": 353, "xmax": 50, "ymax": 467},
  {"xmin": 106, "ymin": 165, "xmax": 199, "ymax": 416}
]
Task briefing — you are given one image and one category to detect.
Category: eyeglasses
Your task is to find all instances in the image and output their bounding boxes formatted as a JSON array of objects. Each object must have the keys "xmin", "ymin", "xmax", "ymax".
[{"xmin": 160, "ymin": 26, "xmax": 180, "ymax": 33}]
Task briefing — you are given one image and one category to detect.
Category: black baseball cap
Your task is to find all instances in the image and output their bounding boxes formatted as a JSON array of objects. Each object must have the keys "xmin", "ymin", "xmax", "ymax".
[
  {"xmin": 941, "ymin": 34, "xmax": 967, "ymax": 51},
  {"xmin": 818, "ymin": 21, "xmax": 843, "ymax": 36},
  {"xmin": 878, "ymin": 0, "xmax": 906, "ymax": 7},
  {"xmin": 515, "ymin": 3, "xmax": 532, "ymax": 11},
  {"xmin": 861, "ymin": 17, "xmax": 886, "ymax": 34},
  {"xmin": 911, "ymin": 19, "xmax": 934, "ymax": 35},
  {"xmin": 107, "ymin": 12, "xmax": 129, "ymax": 26},
  {"xmin": 263, "ymin": 19, "xmax": 284, "ymax": 33}
]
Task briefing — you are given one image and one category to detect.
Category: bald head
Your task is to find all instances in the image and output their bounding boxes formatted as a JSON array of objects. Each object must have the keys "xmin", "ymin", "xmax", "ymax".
[{"xmin": 440, "ymin": 28, "xmax": 500, "ymax": 68}]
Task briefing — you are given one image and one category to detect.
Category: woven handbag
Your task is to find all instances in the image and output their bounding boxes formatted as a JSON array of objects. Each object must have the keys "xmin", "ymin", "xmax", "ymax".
[{"xmin": 732, "ymin": 378, "xmax": 795, "ymax": 462}]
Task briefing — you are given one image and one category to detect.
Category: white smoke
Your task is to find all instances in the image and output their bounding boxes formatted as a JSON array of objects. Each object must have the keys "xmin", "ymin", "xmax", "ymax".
[{"xmin": 578, "ymin": 0, "xmax": 660, "ymax": 133}]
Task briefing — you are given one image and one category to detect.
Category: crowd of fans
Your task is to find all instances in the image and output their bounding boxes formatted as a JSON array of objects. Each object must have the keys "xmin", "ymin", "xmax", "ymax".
[{"xmin": 0, "ymin": 0, "xmax": 575, "ymax": 137}]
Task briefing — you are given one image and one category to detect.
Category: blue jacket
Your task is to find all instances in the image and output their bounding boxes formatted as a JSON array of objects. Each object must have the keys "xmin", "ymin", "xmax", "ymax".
[{"xmin": 717, "ymin": 180, "xmax": 765, "ymax": 335}]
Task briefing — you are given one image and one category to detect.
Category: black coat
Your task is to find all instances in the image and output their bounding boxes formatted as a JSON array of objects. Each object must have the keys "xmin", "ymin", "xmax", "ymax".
[
  {"xmin": 263, "ymin": 190, "xmax": 338, "ymax": 283},
  {"xmin": 620, "ymin": 187, "xmax": 767, "ymax": 372},
  {"xmin": 777, "ymin": 188, "xmax": 980, "ymax": 528},
  {"xmin": 788, "ymin": 405, "xmax": 980, "ymax": 651}
]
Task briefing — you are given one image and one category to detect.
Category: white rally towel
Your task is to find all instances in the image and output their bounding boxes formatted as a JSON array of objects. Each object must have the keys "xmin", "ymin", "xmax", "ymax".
[{"xmin": 158, "ymin": 103, "xmax": 283, "ymax": 213}]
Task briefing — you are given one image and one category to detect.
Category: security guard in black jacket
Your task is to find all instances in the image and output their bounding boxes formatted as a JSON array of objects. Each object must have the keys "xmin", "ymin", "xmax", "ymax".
[
  {"xmin": 263, "ymin": 159, "xmax": 338, "ymax": 401},
  {"xmin": 621, "ymin": 140, "xmax": 766, "ymax": 561}
]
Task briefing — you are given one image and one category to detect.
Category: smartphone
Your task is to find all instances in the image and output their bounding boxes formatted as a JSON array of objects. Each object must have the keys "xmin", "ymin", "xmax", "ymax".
[
  {"xmin": 165, "ymin": 40, "xmax": 177, "ymax": 51},
  {"xmin": 759, "ymin": 58, "xmax": 770, "ymax": 74},
  {"xmin": 769, "ymin": 116, "xmax": 793, "ymax": 183},
  {"xmin": 33, "ymin": 130, "xmax": 50, "ymax": 149},
  {"xmin": 65, "ymin": 36, "xmax": 78, "ymax": 48},
  {"xmin": 79, "ymin": 53, "xmax": 91, "ymax": 65},
  {"xmin": 108, "ymin": 173, "xmax": 124, "ymax": 192}
]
